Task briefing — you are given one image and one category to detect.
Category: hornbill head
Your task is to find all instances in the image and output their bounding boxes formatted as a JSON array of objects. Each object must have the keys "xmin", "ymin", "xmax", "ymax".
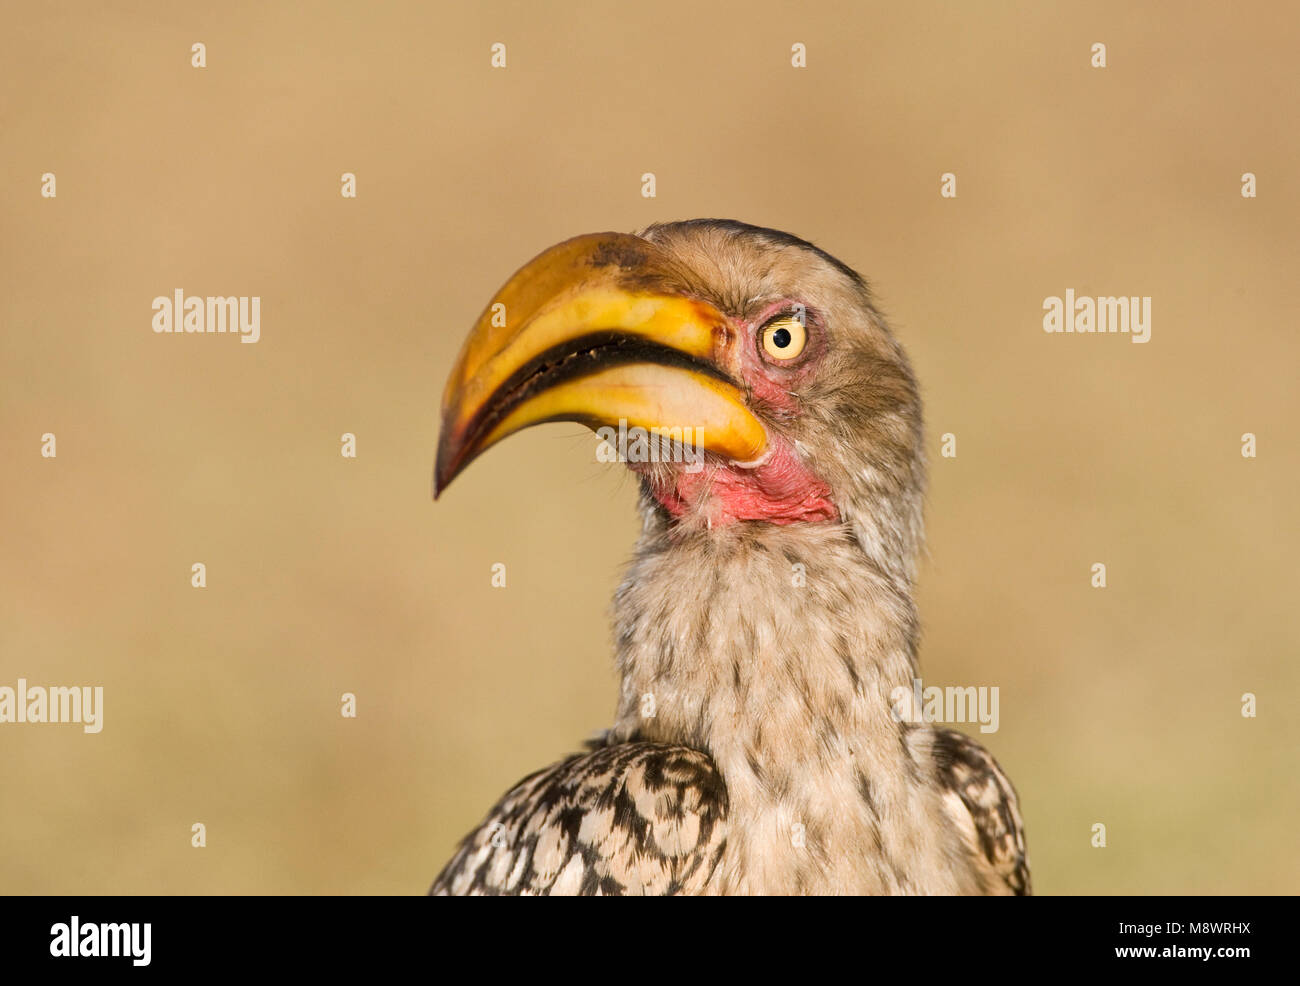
[{"xmin": 436, "ymin": 219, "xmax": 925, "ymax": 579}]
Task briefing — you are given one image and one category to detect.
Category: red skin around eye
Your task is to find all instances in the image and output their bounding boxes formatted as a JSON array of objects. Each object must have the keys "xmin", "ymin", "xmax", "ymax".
[
  {"xmin": 644, "ymin": 303, "xmax": 837, "ymax": 526},
  {"xmin": 738, "ymin": 299, "xmax": 824, "ymax": 412}
]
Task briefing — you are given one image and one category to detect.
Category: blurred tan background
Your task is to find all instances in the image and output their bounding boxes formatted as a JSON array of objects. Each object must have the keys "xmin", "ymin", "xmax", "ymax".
[{"xmin": 2, "ymin": 0, "xmax": 1296, "ymax": 894}]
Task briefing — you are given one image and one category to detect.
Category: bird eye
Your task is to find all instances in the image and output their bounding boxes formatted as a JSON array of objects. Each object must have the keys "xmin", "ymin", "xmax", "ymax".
[{"xmin": 759, "ymin": 314, "xmax": 807, "ymax": 361}]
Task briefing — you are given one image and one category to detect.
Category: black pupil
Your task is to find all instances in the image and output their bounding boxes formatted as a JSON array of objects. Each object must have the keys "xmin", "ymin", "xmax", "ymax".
[{"xmin": 771, "ymin": 326, "xmax": 792, "ymax": 348}]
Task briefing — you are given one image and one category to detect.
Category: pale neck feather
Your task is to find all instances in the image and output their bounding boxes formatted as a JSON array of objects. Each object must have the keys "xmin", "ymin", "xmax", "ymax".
[{"xmin": 608, "ymin": 512, "xmax": 972, "ymax": 894}]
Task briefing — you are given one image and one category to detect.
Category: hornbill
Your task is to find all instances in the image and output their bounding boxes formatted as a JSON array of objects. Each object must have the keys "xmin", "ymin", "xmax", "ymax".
[{"xmin": 430, "ymin": 219, "xmax": 1029, "ymax": 895}]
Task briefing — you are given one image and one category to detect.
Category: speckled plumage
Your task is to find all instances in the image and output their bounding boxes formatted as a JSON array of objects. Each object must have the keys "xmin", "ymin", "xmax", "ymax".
[
  {"xmin": 431, "ymin": 742, "xmax": 727, "ymax": 895},
  {"xmin": 432, "ymin": 220, "xmax": 1029, "ymax": 896}
]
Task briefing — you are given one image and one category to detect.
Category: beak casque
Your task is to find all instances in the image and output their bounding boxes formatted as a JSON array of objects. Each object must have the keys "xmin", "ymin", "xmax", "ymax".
[{"xmin": 434, "ymin": 232, "xmax": 768, "ymax": 496}]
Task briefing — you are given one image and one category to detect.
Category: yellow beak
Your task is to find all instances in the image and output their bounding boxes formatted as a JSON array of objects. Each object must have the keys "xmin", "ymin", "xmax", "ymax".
[{"xmin": 434, "ymin": 232, "xmax": 768, "ymax": 496}]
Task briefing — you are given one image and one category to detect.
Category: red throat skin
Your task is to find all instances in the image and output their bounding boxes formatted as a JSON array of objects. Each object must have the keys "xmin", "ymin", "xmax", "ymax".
[{"xmin": 640, "ymin": 438, "xmax": 838, "ymax": 527}]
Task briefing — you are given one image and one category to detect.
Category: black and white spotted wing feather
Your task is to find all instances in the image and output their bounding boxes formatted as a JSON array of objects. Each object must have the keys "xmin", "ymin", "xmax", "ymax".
[
  {"xmin": 933, "ymin": 728, "xmax": 1031, "ymax": 895},
  {"xmin": 430, "ymin": 741, "xmax": 728, "ymax": 895}
]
